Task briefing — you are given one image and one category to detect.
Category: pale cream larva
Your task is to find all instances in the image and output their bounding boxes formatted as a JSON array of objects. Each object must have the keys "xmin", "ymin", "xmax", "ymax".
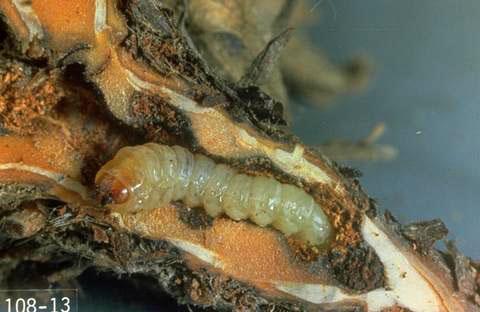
[{"xmin": 95, "ymin": 143, "xmax": 332, "ymax": 245}]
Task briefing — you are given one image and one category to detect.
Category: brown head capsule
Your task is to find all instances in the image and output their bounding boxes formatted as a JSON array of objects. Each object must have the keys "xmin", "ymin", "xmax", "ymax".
[
  {"xmin": 96, "ymin": 172, "xmax": 130, "ymax": 205},
  {"xmin": 95, "ymin": 143, "xmax": 332, "ymax": 246}
]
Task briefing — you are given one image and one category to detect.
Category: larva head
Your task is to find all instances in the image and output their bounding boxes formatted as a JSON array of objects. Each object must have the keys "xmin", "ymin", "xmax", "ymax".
[{"xmin": 95, "ymin": 147, "xmax": 149, "ymax": 213}]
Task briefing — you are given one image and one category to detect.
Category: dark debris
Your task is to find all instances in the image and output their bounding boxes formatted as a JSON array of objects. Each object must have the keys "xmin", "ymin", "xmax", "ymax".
[{"xmin": 401, "ymin": 219, "xmax": 448, "ymax": 252}]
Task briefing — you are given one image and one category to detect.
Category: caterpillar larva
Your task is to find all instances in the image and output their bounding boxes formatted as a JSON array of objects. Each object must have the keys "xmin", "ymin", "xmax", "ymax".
[{"xmin": 95, "ymin": 143, "xmax": 332, "ymax": 245}]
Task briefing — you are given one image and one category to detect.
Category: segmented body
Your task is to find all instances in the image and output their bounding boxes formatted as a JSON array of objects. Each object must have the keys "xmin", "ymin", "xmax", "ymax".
[{"xmin": 95, "ymin": 143, "xmax": 332, "ymax": 245}]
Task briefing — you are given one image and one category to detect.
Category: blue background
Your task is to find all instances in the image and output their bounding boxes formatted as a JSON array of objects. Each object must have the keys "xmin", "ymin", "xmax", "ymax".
[{"xmin": 293, "ymin": 0, "xmax": 480, "ymax": 258}]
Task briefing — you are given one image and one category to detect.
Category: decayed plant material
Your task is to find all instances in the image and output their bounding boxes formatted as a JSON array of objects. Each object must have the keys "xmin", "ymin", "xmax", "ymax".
[{"xmin": 0, "ymin": 0, "xmax": 478, "ymax": 311}]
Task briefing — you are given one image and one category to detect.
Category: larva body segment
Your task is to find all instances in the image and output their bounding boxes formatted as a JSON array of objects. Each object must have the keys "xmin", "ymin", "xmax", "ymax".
[{"xmin": 95, "ymin": 143, "xmax": 332, "ymax": 245}]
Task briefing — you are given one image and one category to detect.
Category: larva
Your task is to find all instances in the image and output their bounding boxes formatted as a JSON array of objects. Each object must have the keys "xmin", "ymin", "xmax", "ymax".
[{"xmin": 95, "ymin": 143, "xmax": 332, "ymax": 245}]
